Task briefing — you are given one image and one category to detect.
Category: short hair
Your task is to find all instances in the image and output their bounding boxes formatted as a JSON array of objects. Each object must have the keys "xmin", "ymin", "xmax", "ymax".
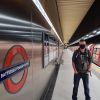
[{"xmin": 79, "ymin": 39, "xmax": 86, "ymax": 42}]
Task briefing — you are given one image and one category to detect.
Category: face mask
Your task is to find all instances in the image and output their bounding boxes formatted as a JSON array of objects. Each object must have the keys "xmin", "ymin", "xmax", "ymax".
[{"xmin": 80, "ymin": 44, "xmax": 85, "ymax": 49}]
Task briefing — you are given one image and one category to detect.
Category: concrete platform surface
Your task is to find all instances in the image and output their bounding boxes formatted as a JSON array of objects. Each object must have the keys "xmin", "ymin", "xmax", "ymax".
[{"xmin": 51, "ymin": 49, "xmax": 100, "ymax": 100}]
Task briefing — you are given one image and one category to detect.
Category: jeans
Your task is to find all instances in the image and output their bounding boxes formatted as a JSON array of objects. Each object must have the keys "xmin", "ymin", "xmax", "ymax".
[{"xmin": 72, "ymin": 73, "xmax": 91, "ymax": 100}]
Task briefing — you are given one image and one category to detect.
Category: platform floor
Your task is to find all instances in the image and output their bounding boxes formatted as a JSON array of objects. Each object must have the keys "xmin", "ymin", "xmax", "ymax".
[{"xmin": 51, "ymin": 49, "xmax": 100, "ymax": 100}]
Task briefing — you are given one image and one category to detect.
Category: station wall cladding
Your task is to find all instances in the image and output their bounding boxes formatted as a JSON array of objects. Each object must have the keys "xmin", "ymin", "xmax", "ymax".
[{"xmin": 0, "ymin": 0, "xmax": 63, "ymax": 100}]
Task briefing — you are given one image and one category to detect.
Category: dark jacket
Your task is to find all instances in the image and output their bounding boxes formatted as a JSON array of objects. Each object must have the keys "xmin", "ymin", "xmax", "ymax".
[{"xmin": 72, "ymin": 48, "xmax": 92, "ymax": 73}]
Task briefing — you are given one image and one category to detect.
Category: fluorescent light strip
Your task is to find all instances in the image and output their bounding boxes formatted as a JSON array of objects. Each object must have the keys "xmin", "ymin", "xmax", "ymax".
[
  {"xmin": 69, "ymin": 28, "xmax": 100, "ymax": 46},
  {"xmin": 32, "ymin": 0, "xmax": 63, "ymax": 44},
  {"xmin": 92, "ymin": 30, "xmax": 97, "ymax": 33},
  {"xmin": 96, "ymin": 31, "xmax": 100, "ymax": 35}
]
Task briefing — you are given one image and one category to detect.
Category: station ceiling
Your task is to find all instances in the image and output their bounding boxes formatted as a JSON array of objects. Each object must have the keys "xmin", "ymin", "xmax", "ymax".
[
  {"xmin": 56, "ymin": 0, "xmax": 94, "ymax": 43},
  {"xmin": 40, "ymin": 0, "xmax": 94, "ymax": 43},
  {"xmin": 1, "ymin": 0, "xmax": 98, "ymax": 44},
  {"xmin": 69, "ymin": 0, "xmax": 100, "ymax": 44}
]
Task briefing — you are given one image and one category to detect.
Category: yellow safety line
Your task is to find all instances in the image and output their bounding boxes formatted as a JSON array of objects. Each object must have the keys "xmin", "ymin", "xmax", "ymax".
[{"xmin": 92, "ymin": 64, "xmax": 100, "ymax": 73}]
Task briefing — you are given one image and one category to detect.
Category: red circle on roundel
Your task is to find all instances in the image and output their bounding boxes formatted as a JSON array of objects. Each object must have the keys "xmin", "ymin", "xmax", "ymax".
[{"xmin": 3, "ymin": 45, "xmax": 29, "ymax": 93}]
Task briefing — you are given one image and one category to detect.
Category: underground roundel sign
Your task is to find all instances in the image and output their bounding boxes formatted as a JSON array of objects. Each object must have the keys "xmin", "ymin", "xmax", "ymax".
[{"xmin": 0, "ymin": 45, "xmax": 30, "ymax": 94}]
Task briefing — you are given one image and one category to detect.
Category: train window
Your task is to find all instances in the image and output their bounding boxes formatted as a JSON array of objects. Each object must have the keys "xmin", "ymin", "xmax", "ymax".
[
  {"xmin": 42, "ymin": 33, "xmax": 49, "ymax": 68},
  {"xmin": 93, "ymin": 48, "xmax": 99, "ymax": 55},
  {"xmin": 49, "ymin": 38, "xmax": 58, "ymax": 62},
  {"xmin": 96, "ymin": 48, "xmax": 99, "ymax": 55},
  {"xmin": 92, "ymin": 48, "xmax": 100, "ymax": 65},
  {"xmin": 93, "ymin": 48, "xmax": 97, "ymax": 54},
  {"xmin": 42, "ymin": 33, "xmax": 58, "ymax": 68}
]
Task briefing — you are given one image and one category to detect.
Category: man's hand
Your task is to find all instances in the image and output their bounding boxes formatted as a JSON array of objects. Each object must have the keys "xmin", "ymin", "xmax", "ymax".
[
  {"xmin": 74, "ymin": 71, "xmax": 78, "ymax": 74},
  {"xmin": 88, "ymin": 68, "xmax": 92, "ymax": 76},
  {"xmin": 72, "ymin": 62, "xmax": 78, "ymax": 74},
  {"xmin": 88, "ymin": 68, "xmax": 92, "ymax": 72},
  {"xmin": 88, "ymin": 64, "xmax": 92, "ymax": 72}
]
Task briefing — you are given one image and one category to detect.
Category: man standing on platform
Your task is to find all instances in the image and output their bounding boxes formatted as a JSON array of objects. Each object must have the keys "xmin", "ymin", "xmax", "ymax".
[{"xmin": 72, "ymin": 39, "xmax": 92, "ymax": 100}]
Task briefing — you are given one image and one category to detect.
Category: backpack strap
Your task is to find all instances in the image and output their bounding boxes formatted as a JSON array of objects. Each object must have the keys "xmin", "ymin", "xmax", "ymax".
[
  {"xmin": 86, "ymin": 49, "xmax": 89, "ymax": 57},
  {"xmin": 75, "ymin": 49, "xmax": 80, "ymax": 58}
]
